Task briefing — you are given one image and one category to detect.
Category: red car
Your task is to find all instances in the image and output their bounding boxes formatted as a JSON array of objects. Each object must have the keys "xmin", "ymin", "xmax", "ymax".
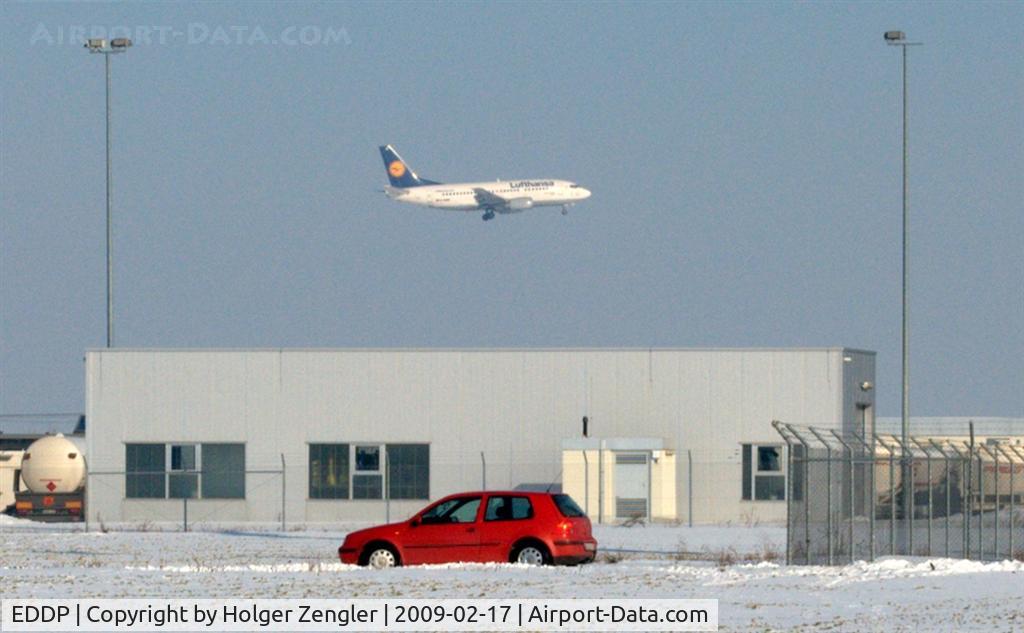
[{"xmin": 338, "ymin": 491, "xmax": 597, "ymax": 568}]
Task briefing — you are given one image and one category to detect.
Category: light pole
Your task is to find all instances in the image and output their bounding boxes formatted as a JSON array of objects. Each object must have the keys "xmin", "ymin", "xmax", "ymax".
[
  {"xmin": 884, "ymin": 30, "xmax": 921, "ymax": 551},
  {"xmin": 85, "ymin": 37, "xmax": 132, "ymax": 348}
]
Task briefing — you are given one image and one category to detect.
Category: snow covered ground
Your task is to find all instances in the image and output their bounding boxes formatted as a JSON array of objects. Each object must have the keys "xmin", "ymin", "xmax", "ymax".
[{"xmin": 2, "ymin": 516, "xmax": 1022, "ymax": 631}]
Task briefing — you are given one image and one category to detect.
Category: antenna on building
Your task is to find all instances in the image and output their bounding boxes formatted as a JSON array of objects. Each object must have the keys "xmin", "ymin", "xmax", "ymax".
[{"xmin": 582, "ymin": 416, "xmax": 589, "ymax": 437}]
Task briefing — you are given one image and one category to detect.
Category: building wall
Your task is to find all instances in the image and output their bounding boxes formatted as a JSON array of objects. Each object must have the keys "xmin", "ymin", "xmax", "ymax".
[{"xmin": 85, "ymin": 348, "xmax": 874, "ymax": 526}]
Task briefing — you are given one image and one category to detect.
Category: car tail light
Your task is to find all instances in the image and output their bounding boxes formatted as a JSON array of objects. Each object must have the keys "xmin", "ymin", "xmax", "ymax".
[
  {"xmin": 558, "ymin": 521, "xmax": 573, "ymax": 538},
  {"xmin": 66, "ymin": 500, "xmax": 82, "ymax": 511},
  {"xmin": 15, "ymin": 501, "xmax": 31, "ymax": 514}
]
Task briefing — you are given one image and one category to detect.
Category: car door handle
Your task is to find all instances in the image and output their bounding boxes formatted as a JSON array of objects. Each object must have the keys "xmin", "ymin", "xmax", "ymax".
[{"xmin": 465, "ymin": 527, "xmax": 475, "ymax": 533}]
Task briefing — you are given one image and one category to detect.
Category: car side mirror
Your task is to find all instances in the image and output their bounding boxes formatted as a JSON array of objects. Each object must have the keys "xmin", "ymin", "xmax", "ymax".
[{"xmin": 410, "ymin": 518, "xmax": 420, "ymax": 528}]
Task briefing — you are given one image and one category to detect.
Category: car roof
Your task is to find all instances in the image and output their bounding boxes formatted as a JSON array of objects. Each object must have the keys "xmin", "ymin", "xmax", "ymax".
[{"xmin": 443, "ymin": 490, "xmax": 554, "ymax": 497}]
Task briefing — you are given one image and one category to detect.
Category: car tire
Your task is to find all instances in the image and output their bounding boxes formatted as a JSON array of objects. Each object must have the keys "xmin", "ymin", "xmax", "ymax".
[
  {"xmin": 364, "ymin": 545, "xmax": 399, "ymax": 569},
  {"xmin": 512, "ymin": 541, "xmax": 550, "ymax": 566}
]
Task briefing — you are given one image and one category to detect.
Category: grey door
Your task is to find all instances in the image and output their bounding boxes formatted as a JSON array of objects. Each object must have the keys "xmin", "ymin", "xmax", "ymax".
[{"xmin": 614, "ymin": 452, "xmax": 649, "ymax": 519}]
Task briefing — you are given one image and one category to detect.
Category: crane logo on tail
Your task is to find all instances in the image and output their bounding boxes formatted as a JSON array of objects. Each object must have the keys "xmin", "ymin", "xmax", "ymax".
[{"xmin": 388, "ymin": 161, "xmax": 406, "ymax": 178}]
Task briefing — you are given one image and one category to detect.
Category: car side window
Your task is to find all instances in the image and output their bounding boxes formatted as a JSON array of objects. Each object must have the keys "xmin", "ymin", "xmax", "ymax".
[
  {"xmin": 485, "ymin": 496, "xmax": 533, "ymax": 521},
  {"xmin": 448, "ymin": 498, "xmax": 481, "ymax": 523},
  {"xmin": 421, "ymin": 496, "xmax": 481, "ymax": 524}
]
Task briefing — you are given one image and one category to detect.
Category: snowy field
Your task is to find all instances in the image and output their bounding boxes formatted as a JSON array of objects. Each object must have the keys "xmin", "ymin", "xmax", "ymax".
[{"xmin": 2, "ymin": 516, "xmax": 1023, "ymax": 631}]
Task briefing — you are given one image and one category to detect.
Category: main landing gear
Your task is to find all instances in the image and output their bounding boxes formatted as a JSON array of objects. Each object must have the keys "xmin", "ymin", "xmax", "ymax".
[
  {"xmin": 482, "ymin": 210, "xmax": 495, "ymax": 221},
  {"xmin": 561, "ymin": 204, "xmax": 570, "ymax": 216}
]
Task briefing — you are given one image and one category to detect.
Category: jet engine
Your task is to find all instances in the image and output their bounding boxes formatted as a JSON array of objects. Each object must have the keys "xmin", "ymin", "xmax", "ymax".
[{"xmin": 508, "ymin": 198, "xmax": 534, "ymax": 210}]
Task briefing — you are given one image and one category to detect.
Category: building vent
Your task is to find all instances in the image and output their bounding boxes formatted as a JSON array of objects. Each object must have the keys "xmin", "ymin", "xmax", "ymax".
[
  {"xmin": 615, "ymin": 453, "xmax": 647, "ymax": 465},
  {"xmin": 615, "ymin": 497, "xmax": 647, "ymax": 518}
]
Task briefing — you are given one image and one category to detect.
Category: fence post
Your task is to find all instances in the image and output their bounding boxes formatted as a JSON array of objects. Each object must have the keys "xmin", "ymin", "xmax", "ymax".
[
  {"xmin": 964, "ymin": 457, "xmax": 970, "ymax": 558},
  {"xmin": 687, "ymin": 449, "xmax": 693, "ymax": 529},
  {"xmin": 183, "ymin": 496, "xmax": 188, "ymax": 533},
  {"xmin": 384, "ymin": 447, "xmax": 390, "ymax": 524},
  {"xmin": 1008, "ymin": 446, "xmax": 1018, "ymax": 560},
  {"xmin": 84, "ymin": 457, "xmax": 91, "ymax": 533},
  {"xmin": 825, "ymin": 442, "xmax": 833, "ymax": 565},
  {"xmin": 969, "ymin": 422, "xmax": 976, "ymax": 558},
  {"xmin": 977, "ymin": 452, "xmax": 984, "ymax": 559},
  {"xmin": 582, "ymin": 450, "xmax": 589, "ymax": 517},
  {"xmin": 993, "ymin": 447, "xmax": 999, "ymax": 560},
  {"xmin": 926, "ymin": 442, "xmax": 933, "ymax": 556},
  {"xmin": 889, "ymin": 447, "xmax": 895, "ymax": 556},
  {"xmin": 785, "ymin": 443, "xmax": 792, "ymax": 566},
  {"xmin": 869, "ymin": 435, "xmax": 876, "ymax": 562},
  {"xmin": 598, "ymin": 440, "xmax": 605, "ymax": 525},
  {"xmin": 946, "ymin": 453, "xmax": 952, "ymax": 557},
  {"xmin": 849, "ymin": 444, "xmax": 855, "ymax": 563},
  {"xmin": 802, "ymin": 446, "xmax": 810, "ymax": 564},
  {"xmin": 280, "ymin": 454, "xmax": 286, "ymax": 532}
]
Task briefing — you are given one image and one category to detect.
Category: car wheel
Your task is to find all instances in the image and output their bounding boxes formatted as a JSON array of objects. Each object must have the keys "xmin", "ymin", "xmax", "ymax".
[
  {"xmin": 513, "ymin": 543, "xmax": 549, "ymax": 566},
  {"xmin": 366, "ymin": 546, "xmax": 398, "ymax": 569}
]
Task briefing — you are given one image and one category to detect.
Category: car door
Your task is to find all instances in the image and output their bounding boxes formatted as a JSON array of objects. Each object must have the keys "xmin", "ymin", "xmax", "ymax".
[
  {"xmin": 401, "ymin": 495, "xmax": 482, "ymax": 564},
  {"xmin": 478, "ymin": 494, "xmax": 535, "ymax": 562}
]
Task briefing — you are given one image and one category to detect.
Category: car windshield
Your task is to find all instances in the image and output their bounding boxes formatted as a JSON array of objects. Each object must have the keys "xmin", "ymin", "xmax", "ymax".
[
  {"xmin": 552, "ymin": 494, "xmax": 585, "ymax": 518},
  {"xmin": 420, "ymin": 496, "xmax": 481, "ymax": 524}
]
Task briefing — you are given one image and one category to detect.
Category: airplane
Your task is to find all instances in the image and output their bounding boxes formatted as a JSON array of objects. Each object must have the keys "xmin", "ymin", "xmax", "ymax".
[{"xmin": 379, "ymin": 145, "xmax": 591, "ymax": 221}]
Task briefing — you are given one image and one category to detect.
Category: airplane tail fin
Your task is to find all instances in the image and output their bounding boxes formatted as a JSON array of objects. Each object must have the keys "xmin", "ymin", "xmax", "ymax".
[{"xmin": 379, "ymin": 145, "xmax": 440, "ymax": 187}]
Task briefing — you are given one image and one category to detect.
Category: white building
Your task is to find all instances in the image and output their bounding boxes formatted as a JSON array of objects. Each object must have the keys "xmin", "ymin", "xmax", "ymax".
[{"xmin": 84, "ymin": 348, "xmax": 875, "ymax": 526}]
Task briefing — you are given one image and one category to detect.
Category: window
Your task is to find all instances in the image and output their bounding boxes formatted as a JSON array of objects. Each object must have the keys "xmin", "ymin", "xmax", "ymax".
[
  {"xmin": 309, "ymin": 442, "xmax": 429, "ymax": 500},
  {"xmin": 741, "ymin": 444, "xmax": 786, "ymax": 501},
  {"xmin": 352, "ymin": 474, "xmax": 383, "ymax": 499},
  {"xmin": 126, "ymin": 444, "xmax": 165, "ymax": 498},
  {"xmin": 553, "ymin": 494, "xmax": 585, "ymax": 518},
  {"xmin": 124, "ymin": 443, "xmax": 245, "ymax": 500},
  {"xmin": 168, "ymin": 444, "xmax": 197, "ymax": 499},
  {"xmin": 355, "ymin": 446, "xmax": 380, "ymax": 472},
  {"xmin": 485, "ymin": 496, "xmax": 533, "ymax": 521},
  {"xmin": 353, "ymin": 445, "xmax": 382, "ymax": 499},
  {"xmin": 387, "ymin": 444, "xmax": 429, "ymax": 500},
  {"xmin": 421, "ymin": 496, "xmax": 481, "ymax": 524},
  {"xmin": 309, "ymin": 444, "xmax": 349, "ymax": 499},
  {"xmin": 201, "ymin": 444, "xmax": 245, "ymax": 499}
]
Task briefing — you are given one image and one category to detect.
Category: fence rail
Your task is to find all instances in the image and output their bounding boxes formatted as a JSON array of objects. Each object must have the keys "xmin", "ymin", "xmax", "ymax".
[
  {"xmin": 86, "ymin": 465, "xmax": 285, "ymax": 532},
  {"xmin": 773, "ymin": 421, "xmax": 1024, "ymax": 565}
]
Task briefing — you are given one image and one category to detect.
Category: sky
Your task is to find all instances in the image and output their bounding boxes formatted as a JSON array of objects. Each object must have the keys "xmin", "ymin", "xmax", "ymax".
[{"xmin": 1, "ymin": 2, "xmax": 1021, "ymax": 419}]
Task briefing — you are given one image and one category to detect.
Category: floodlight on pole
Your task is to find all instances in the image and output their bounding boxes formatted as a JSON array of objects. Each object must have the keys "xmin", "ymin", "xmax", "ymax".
[
  {"xmin": 884, "ymin": 28, "xmax": 922, "ymax": 553},
  {"xmin": 84, "ymin": 37, "xmax": 131, "ymax": 348}
]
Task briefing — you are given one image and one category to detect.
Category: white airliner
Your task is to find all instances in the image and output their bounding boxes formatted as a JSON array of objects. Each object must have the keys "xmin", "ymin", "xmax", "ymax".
[{"xmin": 379, "ymin": 145, "xmax": 591, "ymax": 221}]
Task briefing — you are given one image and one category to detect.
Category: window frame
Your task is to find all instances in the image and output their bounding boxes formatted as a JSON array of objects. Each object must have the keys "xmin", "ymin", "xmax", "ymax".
[
  {"xmin": 308, "ymin": 443, "xmax": 351, "ymax": 500},
  {"xmin": 168, "ymin": 443, "xmax": 199, "ymax": 499},
  {"xmin": 124, "ymin": 442, "xmax": 245, "ymax": 501},
  {"xmin": 307, "ymin": 441, "xmax": 430, "ymax": 501},
  {"xmin": 741, "ymin": 443, "xmax": 787, "ymax": 502},
  {"xmin": 351, "ymin": 444, "xmax": 383, "ymax": 500},
  {"xmin": 484, "ymin": 495, "xmax": 534, "ymax": 522}
]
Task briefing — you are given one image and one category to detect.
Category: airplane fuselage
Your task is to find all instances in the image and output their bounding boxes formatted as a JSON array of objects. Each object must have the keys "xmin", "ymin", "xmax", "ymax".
[
  {"xmin": 379, "ymin": 145, "xmax": 591, "ymax": 220},
  {"xmin": 387, "ymin": 179, "xmax": 590, "ymax": 212}
]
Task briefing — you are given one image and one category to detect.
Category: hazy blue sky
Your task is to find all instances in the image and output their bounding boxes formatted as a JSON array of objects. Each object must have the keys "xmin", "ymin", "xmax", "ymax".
[{"xmin": 1, "ymin": 2, "xmax": 1021, "ymax": 418}]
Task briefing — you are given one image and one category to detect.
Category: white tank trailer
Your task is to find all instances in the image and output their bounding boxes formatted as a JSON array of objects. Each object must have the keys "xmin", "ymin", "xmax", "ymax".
[
  {"xmin": 0, "ymin": 450, "xmax": 27, "ymax": 513},
  {"xmin": 12, "ymin": 434, "xmax": 86, "ymax": 521}
]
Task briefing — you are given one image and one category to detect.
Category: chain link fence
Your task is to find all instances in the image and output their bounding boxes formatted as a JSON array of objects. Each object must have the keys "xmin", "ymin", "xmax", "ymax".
[
  {"xmin": 774, "ymin": 421, "xmax": 1024, "ymax": 565},
  {"xmin": 86, "ymin": 466, "xmax": 285, "ymax": 531}
]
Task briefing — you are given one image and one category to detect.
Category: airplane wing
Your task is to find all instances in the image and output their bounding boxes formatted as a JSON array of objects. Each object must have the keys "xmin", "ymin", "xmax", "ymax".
[
  {"xmin": 473, "ymin": 188, "xmax": 534, "ymax": 213},
  {"xmin": 472, "ymin": 188, "xmax": 508, "ymax": 208}
]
